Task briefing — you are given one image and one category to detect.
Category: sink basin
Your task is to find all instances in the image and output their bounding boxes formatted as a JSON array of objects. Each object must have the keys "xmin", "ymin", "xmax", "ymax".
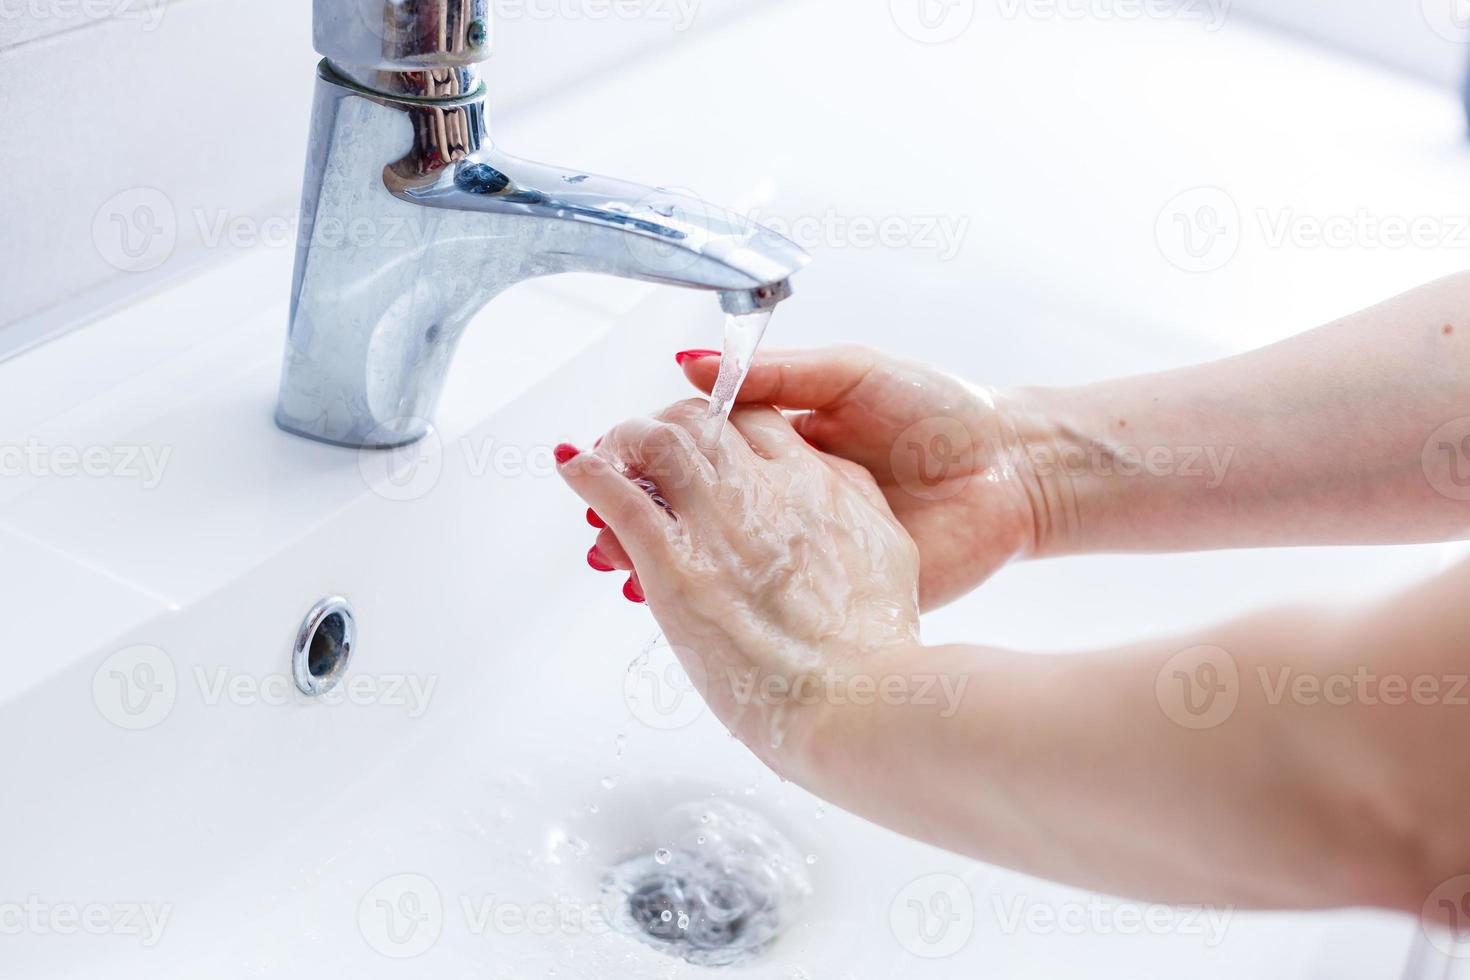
[
  {"xmin": 0, "ymin": 242, "xmax": 1439, "ymax": 978},
  {"xmin": 4, "ymin": 0, "xmax": 1463, "ymax": 970}
]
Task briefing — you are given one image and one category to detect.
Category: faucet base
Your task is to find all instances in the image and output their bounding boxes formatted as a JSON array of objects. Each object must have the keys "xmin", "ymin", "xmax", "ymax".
[{"xmin": 273, "ymin": 412, "xmax": 432, "ymax": 451}]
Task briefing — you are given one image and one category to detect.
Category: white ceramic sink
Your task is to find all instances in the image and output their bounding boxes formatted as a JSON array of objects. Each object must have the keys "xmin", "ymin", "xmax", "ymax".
[
  {"xmin": 0, "ymin": 242, "xmax": 1444, "ymax": 978},
  {"xmin": 4, "ymin": 0, "xmax": 1466, "ymax": 974}
]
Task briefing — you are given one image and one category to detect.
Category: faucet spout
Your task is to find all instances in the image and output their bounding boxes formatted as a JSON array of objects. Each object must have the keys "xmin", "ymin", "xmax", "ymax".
[
  {"xmin": 275, "ymin": 61, "xmax": 809, "ymax": 450},
  {"xmin": 407, "ymin": 157, "xmax": 809, "ymax": 294}
]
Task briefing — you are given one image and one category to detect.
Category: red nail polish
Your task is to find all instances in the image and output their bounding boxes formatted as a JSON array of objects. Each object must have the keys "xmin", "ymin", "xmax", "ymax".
[
  {"xmin": 586, "ymin": 508, "xmax": 606, "ymax": 529},
  {"xmin": 623, "ymin": 577, "xmax": 645, "ymax": 603},
  {"xmin": 588, "ymin": 546, "xmax": 614, "ymax": 572},
  {"xmin": 554, "ymin": 443, "xmax": 580, "ymax": 465},
  {"xmin": 675, "ymin": 349, "xmax": 721, "ymax": 366}
]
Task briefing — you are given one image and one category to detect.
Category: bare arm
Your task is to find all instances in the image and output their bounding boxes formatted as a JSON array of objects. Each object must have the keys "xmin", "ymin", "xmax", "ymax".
[
  {"xmin": 805, "ymin": 560, "xmax": 1470, "ymax": 913},
  {"xmin": 1014, "ymin": 270, "xmax": 1470, "ymax": 556}
]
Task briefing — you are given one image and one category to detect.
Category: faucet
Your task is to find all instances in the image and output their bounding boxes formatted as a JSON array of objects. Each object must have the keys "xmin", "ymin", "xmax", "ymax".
[{"xmin": 274, "ymin": 0, "xmax": 810, "ymax": 449}]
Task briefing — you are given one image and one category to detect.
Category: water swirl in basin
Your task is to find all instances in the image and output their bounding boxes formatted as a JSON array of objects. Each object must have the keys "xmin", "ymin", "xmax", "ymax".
[{"xmin": 601, "ymin": 800, "xmax": 812, "ymax": 967}]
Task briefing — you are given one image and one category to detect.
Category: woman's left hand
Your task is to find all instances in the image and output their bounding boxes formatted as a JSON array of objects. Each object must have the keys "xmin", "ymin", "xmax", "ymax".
[{"xmin": 555, "ymin": 399, "xmax": 922, "ymax": 772}]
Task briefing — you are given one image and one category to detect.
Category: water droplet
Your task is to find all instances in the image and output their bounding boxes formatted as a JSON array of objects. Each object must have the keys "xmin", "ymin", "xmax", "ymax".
[
  {"xmin": 564, "ymin": 174, "xmax": 589, "ymax": 184},
  {"xmin": 601, "ymin": 775, "xmax": 618, "ymax": 790},
  {"xmin": 650, "ymin": 201, "xmax": 677, "ymax": 218},
  {"xmin": 677, "ymin": 911, "xmax": 690, "ymax": 930},
  {"xmin": 805, "ymin": 854, "xmax": 818, "ymax": 865},
  {"xmin": 547, "ymin": 829, "xmax": 591, "ymax": 864},
  {"xmin": 589, "ymin": 804, "xmax": 600, "ymax": 815},
  {"xmin": 614, "ymin": 734, "xmax": 627, "ymax": 756},
  {"xmin": 696, "ymin": 835, "xmax": 706, "ymax": 845},
  {"xmin": 654, "ymin": 848, "xmax": 672, "ymax": 865},
  {"xmin": 660, "ymin": 909, "xmax": 673, "ymax": 923}
]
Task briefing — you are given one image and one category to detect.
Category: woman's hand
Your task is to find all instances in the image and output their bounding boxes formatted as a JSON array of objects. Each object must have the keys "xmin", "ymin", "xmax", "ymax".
[
  {"xmin": 550, "ymin": 275, "xmax": 1470, "ymax": 912},
  {"xmin": 555, "ymin": 399, "xmax": 922, "ymax": 773},
  {"xmin": 559, "ymin": 402, "xmax": 1470, "ymax": 912},
  {"xmin": 678, "ymin": 345, "xmax": 1044, "ymax": 608}
]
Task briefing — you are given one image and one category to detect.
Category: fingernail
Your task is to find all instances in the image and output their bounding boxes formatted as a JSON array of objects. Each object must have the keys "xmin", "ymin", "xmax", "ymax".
[
  {"xmin": 586, "ymin": 508, "xmax": 606, "ymax": 529},
  {"xmin": 622, "ymin": 577, "xmax": 645, "ymax": 603},
  {"xmin": 588, "ymin": 546, "xmax": 614, "ymax": 572},
  {"xmin": 554, "ymin": 443, "xmax": 580, "ymax": 465},
  {"xmin": 675, "ymin": 349, "xmax": 720, "ymax": 366}
]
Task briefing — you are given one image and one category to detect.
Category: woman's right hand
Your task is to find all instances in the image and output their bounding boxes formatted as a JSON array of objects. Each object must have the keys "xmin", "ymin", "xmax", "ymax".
[
  {"xmin": 556, "ymin": 400, "xmax": 924, "ymax": 774},
  {"xmin": 677, "ymin": 345, "xmax": 1046, "ymax": 609}
]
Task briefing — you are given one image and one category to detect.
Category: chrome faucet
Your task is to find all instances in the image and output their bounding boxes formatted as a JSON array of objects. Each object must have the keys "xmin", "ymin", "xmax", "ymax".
[{"xmin": 276, "ymin": 0, "xmax": 810, "ymax": 449}]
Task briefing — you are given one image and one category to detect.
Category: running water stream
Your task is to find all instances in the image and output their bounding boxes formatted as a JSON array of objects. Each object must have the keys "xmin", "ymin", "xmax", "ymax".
[{"xmin": 697, "ymin": 309, "xmax": 774, "ymax": 451}]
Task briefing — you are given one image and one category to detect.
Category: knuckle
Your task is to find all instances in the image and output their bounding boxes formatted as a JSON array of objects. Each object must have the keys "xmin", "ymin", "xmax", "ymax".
[
  {"xmin": 656, "ymin": 398, "xmax": 708, "ymax": 424},
  {"xmin": 834, "ymin": 342, "xmax": 880, "ymax": 364},
  {"xmin": 646, "ymin": 420, "xmax": 694, "ymax": 454},
  {"xmin": 636, "ymin": 424, "xmax": 697, "ymax": 486}
]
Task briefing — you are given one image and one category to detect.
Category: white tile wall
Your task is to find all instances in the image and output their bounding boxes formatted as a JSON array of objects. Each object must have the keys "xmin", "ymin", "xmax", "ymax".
[
  {"xmin": 0, "ymin": 0, "xmax": 315, "ymax": 344},
  {"xmin": 0, "ymin": 0, "xmax": 765, "ymax": 350}
]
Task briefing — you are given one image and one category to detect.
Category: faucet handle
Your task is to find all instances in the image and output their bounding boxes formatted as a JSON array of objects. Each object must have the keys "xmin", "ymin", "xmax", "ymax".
[{"xmin": 314, "ymin": 0, "xmax": 491, "ymax": 73}]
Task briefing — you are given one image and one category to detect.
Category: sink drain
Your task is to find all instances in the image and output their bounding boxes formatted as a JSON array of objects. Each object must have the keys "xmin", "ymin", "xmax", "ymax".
[
  {"xmin": 602, "ymin": 801, "xmax": 811, "ymax": 967},
  {"xmin": 291, "ymin": 596, "xmax": 356, "ymax": 696}
]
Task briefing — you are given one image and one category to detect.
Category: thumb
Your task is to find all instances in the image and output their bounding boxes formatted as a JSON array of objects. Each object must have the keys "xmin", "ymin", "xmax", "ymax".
[{"xmin": 677, "ymin": 345, "xmax": 878, "ymax": 410}]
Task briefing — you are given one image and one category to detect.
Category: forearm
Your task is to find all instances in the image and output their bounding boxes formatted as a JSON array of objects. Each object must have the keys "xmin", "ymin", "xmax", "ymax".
[
  {"xmin": 1008, "ymin": 271, "xmax": 1470, "ymax": 557},
  {"xmin": 796, "ymin": 564, "xmax": 1470, "ymax": 910}
]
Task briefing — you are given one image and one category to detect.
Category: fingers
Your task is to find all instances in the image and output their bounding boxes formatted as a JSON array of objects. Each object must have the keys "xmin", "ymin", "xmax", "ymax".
[
  {"xmin": 597, "ymin": 413, "xmax": 722, "ymax": 510},
  {"xmin": 562, "ymin": 397, "xmax": 797, "ymax": 603},
  {"xmin": 678, "ymin": 345, "xmax": 879, "ymax": 410},
  {"xmin": 623, "ymin": 571, "xmax": 645, "ymax": 604},
  {"xmin": 789, "ymin": 404, "xmax": 894, "ymax": 476},
  {"xmin": 556, "ymin": 446, "xmax": 672, "ymax": 569},
  {"xmin": 590, "ymin": 527, "xmax": 633, "ymax": 571},
  {"xmin": 728, "ymin": 405, "xmax": 807, "ymax": 459},
  {"xmin": 654, "ymin": 397, "xmax": 761, "ymax": 468}
]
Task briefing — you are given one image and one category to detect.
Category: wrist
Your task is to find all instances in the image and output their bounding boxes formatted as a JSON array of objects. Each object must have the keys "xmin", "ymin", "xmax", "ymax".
[
  {"xmin": 776, "ymin": 640, "xmax": 944, "ymax": 791},
  {"xmin": 992, "ymin": 385, "xmax": 1089, "ymax": 561},
  {"xmin": 997, "ymin": 381, "xmax": 1212, "ymax": 559}
]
